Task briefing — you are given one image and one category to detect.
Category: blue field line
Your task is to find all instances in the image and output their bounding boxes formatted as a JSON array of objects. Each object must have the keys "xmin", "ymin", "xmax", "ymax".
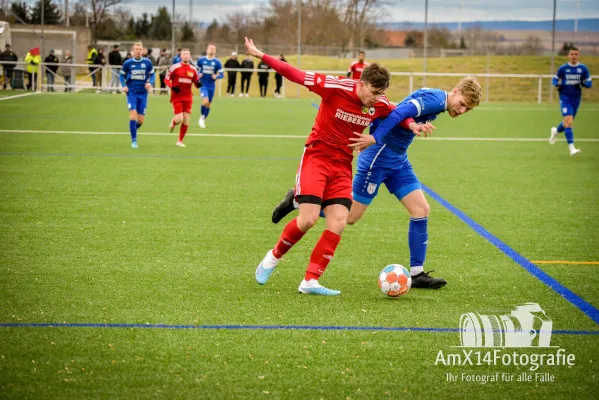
[
  {"xmin": 0, "ymin": 322, "xmax": 597, "ymax": 335},
  {"xmin": 0, "ymin": 152, "xmax": 298, "ymax": 162},
  {"xmin": 422, "ymin": 184, "xmax": 599, "ymax": 326}
]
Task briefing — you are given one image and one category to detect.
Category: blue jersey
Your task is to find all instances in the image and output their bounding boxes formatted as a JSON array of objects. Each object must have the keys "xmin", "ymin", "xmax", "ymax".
[
  {"xmin": 358, "ymin": 88, "xmax": 448, "ymax": 169},
  {"xmin": 553, "ymin": 63, "xmax": 592, "ymax": 100},
  {"xmin": 120, "ymin": 57, "xmax": 155, "ymax": 94},
  {"xmin": 197, "ymin": 56, "xmax": 224, "ymax": 88}
]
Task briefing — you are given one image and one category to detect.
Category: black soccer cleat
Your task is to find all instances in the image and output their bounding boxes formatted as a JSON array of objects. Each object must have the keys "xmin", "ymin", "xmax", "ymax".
[
  {"xmin": 410, "ymin": 270, "xmax": 447, "ymax": 289},
  {"xmin": 271, "ymin": 188, "xmax": 296, "ymax": 224}
]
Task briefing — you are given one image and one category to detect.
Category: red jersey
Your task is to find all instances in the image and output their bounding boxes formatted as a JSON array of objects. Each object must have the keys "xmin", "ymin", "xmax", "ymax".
[
  {"xmin": 164, "ymin": 62, "xmax": 199, "ymax": 102},
  {"xmin": 348, "ymin": 61, "xmax": 369, "ymax": 80},
  {"xmin": 303, "ymin": 72, "xmax": 395, "ymax": 161}
]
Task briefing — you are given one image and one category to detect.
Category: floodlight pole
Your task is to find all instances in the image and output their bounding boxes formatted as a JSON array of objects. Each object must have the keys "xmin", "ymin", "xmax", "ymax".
[
  {"xmin": 423, "ymin": 0, "xmax": 428, "ymax": 87},
  {"xmin": 297, "ymin": 0, "xmax": 301, "ymax": 99},
  {"xmin": 549, "ymin": 0, "xmax": 556, "ymax": 103},
  {"xmin": 171, "ymin": 0, "xmax": 176, "ymax": 56}
]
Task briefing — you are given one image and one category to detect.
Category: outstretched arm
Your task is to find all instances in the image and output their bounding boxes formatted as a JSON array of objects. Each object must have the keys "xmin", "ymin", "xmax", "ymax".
[{"xmin": 245, "ymin": 37, "xmax": 305, "ymax": 85}]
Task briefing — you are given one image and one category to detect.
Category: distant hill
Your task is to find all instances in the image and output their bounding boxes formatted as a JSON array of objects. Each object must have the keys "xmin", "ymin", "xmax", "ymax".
[{"xmin": 380, "ymin": 18, "xmax": 599, "ymax": 32}]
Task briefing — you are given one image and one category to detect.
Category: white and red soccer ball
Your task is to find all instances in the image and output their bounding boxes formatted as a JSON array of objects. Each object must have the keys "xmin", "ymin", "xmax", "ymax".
[{"xmin": 378, "ymin": 264, "xmax": 411, "ymax": 297}]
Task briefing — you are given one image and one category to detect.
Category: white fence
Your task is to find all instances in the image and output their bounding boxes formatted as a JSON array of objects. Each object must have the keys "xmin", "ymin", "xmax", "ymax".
[{"xmin": 1, "ymin": 61, "xmax": 596, "ymax": 104}]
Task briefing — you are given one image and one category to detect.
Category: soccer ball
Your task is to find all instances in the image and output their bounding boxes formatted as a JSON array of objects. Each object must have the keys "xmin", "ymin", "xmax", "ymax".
[{"xmin": 378, "ymin": 264, "xmax": 412, "ymax": 297}]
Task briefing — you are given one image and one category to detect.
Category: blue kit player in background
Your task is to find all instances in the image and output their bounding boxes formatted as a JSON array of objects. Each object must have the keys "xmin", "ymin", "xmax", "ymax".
[
  {"xmin": 120, "ymin": 42, "xmax": 155, "ymax": 148},
  {"xmin": 549, "ymin": 46, "xmax": 592, "ymax": 156},
  {"xmin": 197, "ymin": 43, "xmax": 224, "ymax": 128},
  {"xmin": 270, "ymin": 77, "xmax": 482, "ymax": 289}
]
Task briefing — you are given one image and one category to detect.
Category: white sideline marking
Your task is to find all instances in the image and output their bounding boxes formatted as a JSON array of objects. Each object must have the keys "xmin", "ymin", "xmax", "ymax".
[
  {"xmin": 0, "ymin": 129, "xmax": 598, "ymax": 142},
  {"xmin": 0, "ymin": 92, "xmax": 40, "ymax": 102}
]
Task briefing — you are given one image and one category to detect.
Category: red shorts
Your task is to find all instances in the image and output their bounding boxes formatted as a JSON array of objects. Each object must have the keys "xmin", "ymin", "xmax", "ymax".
[
  {"xmin": 295, "ymin": 141, "xmax": 353, "ymax": 203},
  {"xmin": 172, "ymin": 100, "xmax": 192, "ymax": 114}
]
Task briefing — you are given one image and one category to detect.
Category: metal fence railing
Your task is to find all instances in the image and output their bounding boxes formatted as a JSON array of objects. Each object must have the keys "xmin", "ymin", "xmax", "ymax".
[{"xmin": 1, "ymin": 61, "xmax": 596, "ymax": 104}]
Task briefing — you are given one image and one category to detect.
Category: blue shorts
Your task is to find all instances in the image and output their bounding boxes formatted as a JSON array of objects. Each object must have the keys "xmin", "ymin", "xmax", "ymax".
[
  {"xmin": 352, "ymin": 161, "xmax": 421, "ymax": 205},
  {"xmin": 559, "ymin": 97, "xmax": 580, "ymax": 118},
  {"xmin": 127, "ymin": 93, "xmax": 148, "ymax": 115},
  {"xmin": 200, "ymin": 86, "xmax": 215, "ymax": 102}
]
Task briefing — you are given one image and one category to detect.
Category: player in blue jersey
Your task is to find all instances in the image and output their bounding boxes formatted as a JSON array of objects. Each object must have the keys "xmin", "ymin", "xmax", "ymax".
[
  {"xmin": 120, "ymin": 42, "xmax": 155, "ymax": 148},
  {"xmin": 549, "ymin": 46, "xmax": 592, "ymax": 156},
  {"xmin": 196, "ymin": 43, "xmax": 224, "ymax": 128},
  {"xmin": 271, "ymin": 77, "xmax": 482, "ymax": 289}
]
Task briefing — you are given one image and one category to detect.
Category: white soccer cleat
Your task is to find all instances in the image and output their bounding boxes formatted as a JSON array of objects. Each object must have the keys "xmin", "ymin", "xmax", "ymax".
[
  {"xmin": 255, "ymin": 250, "xmax": 281, "ymax": 284},
  {"xmin": 199, "ymin": 116, "xmax": 206, "ymax": 128},
  {"xmin": 569, "ymin": 147, "xmax": 581, "ymax": 156},
  {"xmin": 238, "ymin": 93, "xmax": 244, "ymax": 97},
  {"xmin": 245, "ymin": 93, "xmax": 250, "ymax": 97},
  {"xmin": 298, "ymin": 279, "xmax": 341, "ymax": 296},
  {"xmin": 169, "ymin": 119, "xmax": 176, "ymax": 133},
  {"xmin": 549, "ymin": 127, "xmax": 558, "ymax": 145},
  {"xmin": 176, "ymin": 141, "xmax": 186, "ymax": 148}
]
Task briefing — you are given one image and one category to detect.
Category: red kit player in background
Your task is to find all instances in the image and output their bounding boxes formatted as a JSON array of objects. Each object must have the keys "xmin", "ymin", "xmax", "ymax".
[
  {"xmin": 165, "ymin": 49, "xmax": 201, "ymax": 147},
  {"xmin": 246, "ymin": 37, "xmax": 434, "ymax": 296},
  {"xmin": 347, "ymin": 51, "xmax": 368, "ymax": 79}
]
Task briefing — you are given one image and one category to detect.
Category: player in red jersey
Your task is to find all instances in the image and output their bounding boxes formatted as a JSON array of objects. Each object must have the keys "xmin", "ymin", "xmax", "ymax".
[
  {"xmin": 164, "ymin": 49, "xmax": 201, "ymax": 147},
  {"xmin": 347, "ymin": 51, "xmax": 368, "ymax": 80},
  {"xmin": 246, "ymin": 37, "xmax": 432, "ymax": 295}
]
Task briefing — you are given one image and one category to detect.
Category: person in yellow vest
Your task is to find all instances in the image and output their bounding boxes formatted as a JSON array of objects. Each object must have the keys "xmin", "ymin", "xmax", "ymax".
[
  {"xmin": 25, "ymin": 47, "xmax": 41, "ymax": 91},
  {"xmin": 87, "ymin": 44, "xmax": 99, "ymax": 88}
]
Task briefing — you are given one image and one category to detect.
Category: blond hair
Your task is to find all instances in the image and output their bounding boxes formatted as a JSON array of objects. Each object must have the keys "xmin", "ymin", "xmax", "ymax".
[
  {"xmin": 456, "ymin": 76, "xmax": 482, "ymax": 108},
  {"xmin": 132, "ymin": 42, "xmax": 143, "ymax": 49}
]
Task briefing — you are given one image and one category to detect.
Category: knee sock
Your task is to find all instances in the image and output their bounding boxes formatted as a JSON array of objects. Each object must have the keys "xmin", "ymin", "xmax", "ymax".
[
  {"xmin": 564, "ymin": 127, "xmax": 574, "ymax": 144},
  {"xmin": 305, "ymin": 230, "xmax": 341, "ymax": 281},
  {"xmin": 557, "ymin": 122, "xmax": 565, "ymax": 133},
  {"xmin": 408, "ymin": 217, "xmax": 428, "ymax": 276},
  {"xmin": 136, "ymin": 122, "xmax": 142, "ymax": 129},
  {"xmin": 129, "ymin": 120, "xmax": 137, "ymax": 142},
  {"xmin": 273, "ymin": 218, "xmax": 306, "ymax": 259},
  {"xmin": 179, "ymin": 124, "xmax": 188, "ymax": 142}
]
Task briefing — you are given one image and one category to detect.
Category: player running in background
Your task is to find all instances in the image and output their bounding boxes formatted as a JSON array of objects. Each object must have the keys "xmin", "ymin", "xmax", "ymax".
[
  {"xmin": 347, "ymin": 51, "xmax": 368, "ymax": 79},
  {"xmin": 120, "ymin": 42, "xmax": 155, "ymax": 149},
  {"xmin": 549, "ymin": 46, "xmax": 592, "ymax": 156},
  {"xmin": 245, "ymin": 37, "xmax": 431, "ymax": 296},
  {"xmin": 197, "ymin": 44, "xmax": 224, "ymax": 128},
  {"xmin": 165, "ymin": 49, "xmax": 201, "ymax": 148},
  {"xmin": 271, "ymin": 79, "xmax": 481, "ymax": 289}
]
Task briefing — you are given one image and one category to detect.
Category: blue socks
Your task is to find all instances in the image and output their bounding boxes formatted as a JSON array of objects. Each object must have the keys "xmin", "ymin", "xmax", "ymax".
[
  {"xmin": 129, "ymin": 120, "xmax": 137, "ymax": 142},
  {"xmin": 201, "ymin": 106, "xmax": 211, "ymax": 119},
  {"xmin": 564, "ymin": 127, "xmax": 574, "ymax": 144},
  {"xmin": 136, "ymin": 122, "xmax": 142, "ymax": 129},
  {"xmin": 409, "ymin": 217, "xmax": 428, "ymax": 269},
  {"xmin": 557, "ymin": 122, "xmax": 565, "ymax": 133}
]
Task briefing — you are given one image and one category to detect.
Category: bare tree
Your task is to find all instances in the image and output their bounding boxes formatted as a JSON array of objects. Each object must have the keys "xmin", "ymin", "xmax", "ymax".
[
  {"xmin": 341, "ymin": 0, "xmax": 386, "ymax": 53},
  {"xmin": 81, "ymin": 0, "xmax": 122, "ymax": 40}
]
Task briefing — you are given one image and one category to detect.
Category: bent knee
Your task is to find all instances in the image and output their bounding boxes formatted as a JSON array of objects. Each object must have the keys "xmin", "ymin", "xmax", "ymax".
[
  {"xmin": 298, "ymin": 214, "xmax": 319, "ymax": 230},
  {"xmin": 409, "ymin": 203, "xmax": 430, "ymax": 218}
]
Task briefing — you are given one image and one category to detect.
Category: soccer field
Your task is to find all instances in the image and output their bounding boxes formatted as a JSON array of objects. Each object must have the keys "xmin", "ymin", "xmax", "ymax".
[{"xmin": 0, "ymin": 92, "xmax": 598, "ymax": 399}]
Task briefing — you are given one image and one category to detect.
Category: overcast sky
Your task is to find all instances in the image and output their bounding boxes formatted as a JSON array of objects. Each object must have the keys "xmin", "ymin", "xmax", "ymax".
[{"xmin": 122, "ymin": 0, "xmax": 599, "ymax": 23}]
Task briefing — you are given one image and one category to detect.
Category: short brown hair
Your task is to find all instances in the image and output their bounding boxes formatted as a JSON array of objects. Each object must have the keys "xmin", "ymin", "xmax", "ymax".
[
  {"xmin": 360, "ymin": 62, "xmax": 391, "ymax": 90},
  {"xmin": 456, "ymin": 76, "xmax": 482, "ymax": 108}
]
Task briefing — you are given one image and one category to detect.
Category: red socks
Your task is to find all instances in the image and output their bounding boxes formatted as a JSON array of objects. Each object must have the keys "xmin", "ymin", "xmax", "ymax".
[
  {"xmin": 305, "ymin": 230, "xmax": 341, "ymax": 281},
  {"xmin": 179, "ymin": 124, "xmax": 188, "ymax": 142},
  {"xmin": 273, "ymin": 218, "xmax": 306, "ymax": 259}
]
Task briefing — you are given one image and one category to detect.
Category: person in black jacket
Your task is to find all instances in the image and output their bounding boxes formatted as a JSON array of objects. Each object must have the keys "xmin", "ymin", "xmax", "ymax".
[
  {"xmin": 224, "ymin": 51, "xmax": 241, "ymax": 97},
  {"xmin": 240, "ymin": 54, "xmax": 254, "ymax": 97},
  {"xmin": 93, "ymin": 48, "xmax": 107, "ymax": 93},
  {"xmin": 108, "ymin": 44, "xmax": 123, "ymax": 94},
  {"xmin": 0, "ymin": 44, "xmax": 18, "ymax": 90},
  {"xmin": 44, "ymin": 49, "xmax": 59, "ymax": 92},
  {"xmin": 274, "ymin": 54, "xmax": 286, "ymax": 98},
  {"xmin": 257, "ymin": 59, "xmax": 269, "ymax": 97}
]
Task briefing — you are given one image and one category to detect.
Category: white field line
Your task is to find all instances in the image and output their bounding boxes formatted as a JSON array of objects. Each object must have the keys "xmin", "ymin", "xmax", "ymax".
[
  {"xmin": 0, "ymin": 92, "xmax": 40, "ymax": 102},
  {"xmin": 1, "ymin": 129, "xmax": 599, "ymax": 142}
]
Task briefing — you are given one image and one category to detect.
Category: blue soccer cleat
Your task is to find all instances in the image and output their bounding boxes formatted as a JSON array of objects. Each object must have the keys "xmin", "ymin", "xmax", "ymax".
[
  {"xmin": 255, "ymin": 250, "xmax": 280, "ymax": 285},
  {"xmin": 298, "ymin": 279, "xmax": 341, "ymax": 296},
  {"xmin": 131, "ymin": 141, "xmax": 139, "ymax": 149}
]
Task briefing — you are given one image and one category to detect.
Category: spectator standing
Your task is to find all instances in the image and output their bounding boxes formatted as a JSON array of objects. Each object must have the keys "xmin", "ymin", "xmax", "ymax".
[
  {"xmin": 109, "ymin": 44, "xmax": 123, "ymax": 94},
  {"xmin": 240, "ymin": 54, "xmax": 254, "ymax": 97},
  {"xmin": 224, "ymin": 51, "xmax": 241, "ymax": 97}
]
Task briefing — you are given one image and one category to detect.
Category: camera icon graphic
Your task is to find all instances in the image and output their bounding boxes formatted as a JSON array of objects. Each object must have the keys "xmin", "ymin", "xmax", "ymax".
[{"xmin": 459, "ymin": 303, "xmax": 553, "ymax": 347}]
